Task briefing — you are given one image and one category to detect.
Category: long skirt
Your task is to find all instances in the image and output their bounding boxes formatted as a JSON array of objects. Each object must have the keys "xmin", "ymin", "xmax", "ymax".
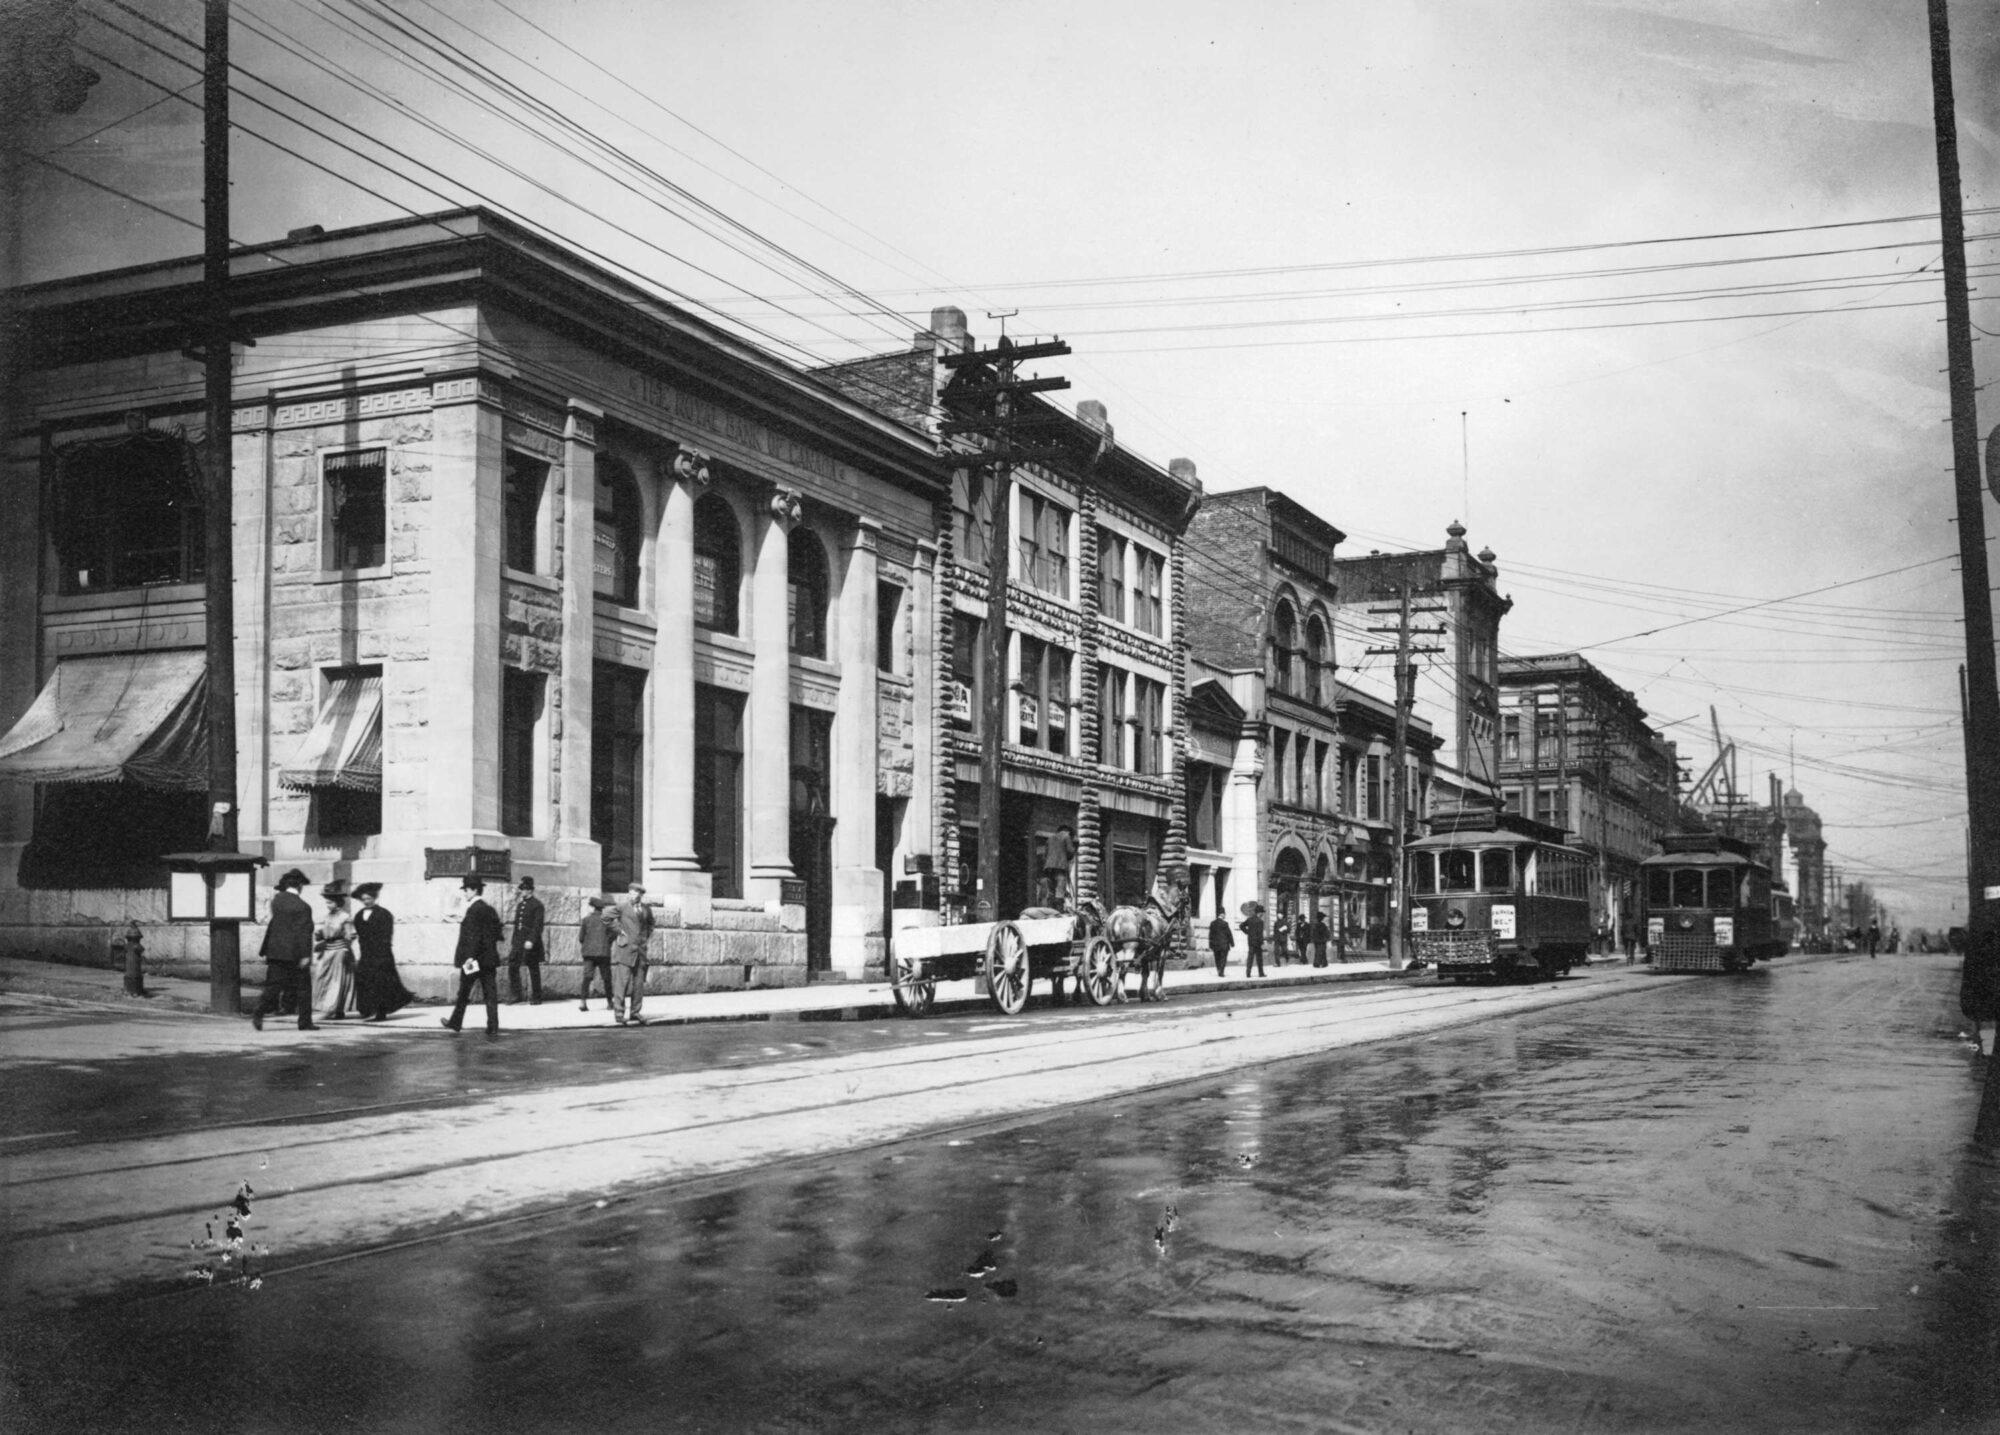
[
  {"xmin": 312, "ymin": 947, "xmax": 354, "ymax": 1018},
  {"xmin": 354, "ymin": 953, "xmax": 415, "ymax": 1018}
]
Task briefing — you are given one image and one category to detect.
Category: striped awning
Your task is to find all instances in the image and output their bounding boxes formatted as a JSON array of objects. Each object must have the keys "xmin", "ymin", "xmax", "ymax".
[
  {"xmin": 278, "ymin": 674, "xmax": 383, "ymax": 793},
  {"xmin": 0, "ymin": 651, "xmax": 209, "ymax": 788}
]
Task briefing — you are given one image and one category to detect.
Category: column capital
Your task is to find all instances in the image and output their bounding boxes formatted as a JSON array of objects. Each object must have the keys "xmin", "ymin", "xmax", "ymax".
[
  {"xmin": 847, "ymin": 516, "xmax": 882, "ymax": 554},
  {"xmin": 767, "ymin": 484, "xmax": 803, "ymax": 528},
  {"xmin": 565, "ymin": 400, "xmax": 602, "ymax": 446},
  {"xmin": 670, "ymin": 444, "xmax": 714, "ymax": 490}
]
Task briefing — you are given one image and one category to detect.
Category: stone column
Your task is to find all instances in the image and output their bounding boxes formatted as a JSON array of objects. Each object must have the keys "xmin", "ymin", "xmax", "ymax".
[
  {"xmin": 745, "ymin": 485, "xmax": 799, "ymax": 905},
  {"xmin": 829, "ymin": 518, "xmax": 881, "ymax": 978},
  {"xmin": 648, "ymin": 445, "xmax": 711, "ymax": 923},
  {"xmin": 231, "ymin": 405, "xmax": 273, "ymax": 848}
]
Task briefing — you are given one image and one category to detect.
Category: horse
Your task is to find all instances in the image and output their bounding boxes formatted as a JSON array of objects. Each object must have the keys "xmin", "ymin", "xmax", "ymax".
[{"xmin": 1102, "ymin": 881, "xmax": 1187, "ymax": 1002}]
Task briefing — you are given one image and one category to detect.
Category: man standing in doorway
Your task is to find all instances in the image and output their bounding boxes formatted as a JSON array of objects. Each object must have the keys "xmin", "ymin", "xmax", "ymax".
[
  {"xmin": 506, "ymin": 876, "xmax": 546, "ymax": 1005},
  {"xmin": 611, "ymin": 882, "xmax": 655, "ymax": 1027},
  {"xmin": 441, "ymin": 875, "xmax": 503, "ymax": 1037}
]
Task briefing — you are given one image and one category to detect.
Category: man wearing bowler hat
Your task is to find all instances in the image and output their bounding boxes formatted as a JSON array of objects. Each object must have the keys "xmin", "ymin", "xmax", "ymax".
[
  {"xmin": 251, "ymin": 868, "xmax": 317, "ymax": 1031},
  {"xmin": 441, "ymin": 874, "xmax": 504, "ymax": 1036}
]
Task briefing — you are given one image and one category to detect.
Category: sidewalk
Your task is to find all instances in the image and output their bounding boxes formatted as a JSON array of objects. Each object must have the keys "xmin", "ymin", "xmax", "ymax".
[{"xmin": 0, "ymin": 950, "xmax": 1441, "ymax": 1030}]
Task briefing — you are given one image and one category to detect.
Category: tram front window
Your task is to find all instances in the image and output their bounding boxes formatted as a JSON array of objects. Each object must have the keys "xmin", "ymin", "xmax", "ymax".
[
  {"xmin": 1672, "ymin": 869, "xmax": 1705, "ymax": 908},
  {"xmin": 1647, "ymin": 869, "xmax": 1671, "ymax": 909},
  {"xmin": 1440, "ymin": 850, "xmax": 1476, "ymax": 892},
  {"xmin": 1410, "ymin": 852, "xmax": 1436, "ymax": 895},
  {"xmin": 1708, "ymin": 870, "xmax": 1736, "ymax": 909},
  {"xmin": 1479, "ymin": 849, "xmax": 1514, "ymax": 892}
]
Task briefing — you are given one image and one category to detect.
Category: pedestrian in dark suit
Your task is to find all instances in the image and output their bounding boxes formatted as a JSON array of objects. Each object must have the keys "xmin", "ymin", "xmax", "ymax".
[
  {"xmin": 610, "ymin": 882, "xmax": 655, "ymax": 1027},
  {"xmin": 1207, "ymin": 913, "xmax": 1234, "ymax": 977},
  {"xmin": 252, "ymin": 868, "xmax": 317, "ymax": 1031},
  {"xmin": 1243, "ymin": 910, "xmax": 1267, "ymax": 977},
  {"xmin": 1311, "ymin": 912, "xmax": 1331, "ymax": 967},
  {"xmin": 441, "ymin": 875, "xmax": 503, "ymax": 1036},
  {"xmin": 506, "ymin": 876, "xmax": 546, "ymax": 1004},
  {"xmin": 577, "ymin": 896, "xmax": 615, "ymax": 1011}
]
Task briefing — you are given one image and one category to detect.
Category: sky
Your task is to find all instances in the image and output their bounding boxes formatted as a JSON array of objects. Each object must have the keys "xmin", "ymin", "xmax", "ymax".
[{"xmin": 6, "ymin": 0, "xmax": 1999, "ymax": 930}]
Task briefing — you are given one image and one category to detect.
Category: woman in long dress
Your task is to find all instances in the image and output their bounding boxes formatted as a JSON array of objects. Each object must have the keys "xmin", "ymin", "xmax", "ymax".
[
  {"xmin": 351, "ymin": 882, "xmax": 414, "ymax": 1021},
  {"xmin": 312, "ymin": 879, "xmax": 357, "ymax": 1020}
]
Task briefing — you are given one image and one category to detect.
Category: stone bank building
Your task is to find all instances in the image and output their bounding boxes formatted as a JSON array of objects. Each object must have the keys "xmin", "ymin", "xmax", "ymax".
[{"xmin": 0, "ymin": 210, "xmax": 947, "ymax": 990}]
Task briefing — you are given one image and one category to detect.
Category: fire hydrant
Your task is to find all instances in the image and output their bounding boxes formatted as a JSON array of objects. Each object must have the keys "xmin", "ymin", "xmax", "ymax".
[{"xmin": 113, "ymin": 920, "xmax": 146, "ymax": 997}]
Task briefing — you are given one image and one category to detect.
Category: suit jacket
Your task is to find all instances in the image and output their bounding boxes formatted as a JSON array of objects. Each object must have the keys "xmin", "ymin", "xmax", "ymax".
[
  {"xmin": 260, "ymin": 889, "xmax": 315, "ymax": 966},
  {"xmin": 578, "ymin": 909, "xmax": 615, "ymax": 960},
  {"xmin": 509, "ymin": 894, "xmax": 546, "ymax": 960},
  {"xmin": 454, "ymin": 898, "xmax": 503, "ymax": 973},
  {"xmin": 355, "ymin": 905, "xmax": 395, "ymax": 964},
  {"xmin": 611, "ymin": 898, "xmax": 654, "ymax": 967}
]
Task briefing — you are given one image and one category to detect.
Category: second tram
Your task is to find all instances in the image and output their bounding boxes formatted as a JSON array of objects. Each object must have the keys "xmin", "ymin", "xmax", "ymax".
[
  {"xmin": 1407, "ymin": 812, "xmax": 1594, "ymax": 981},
  {"xmin": 1638, "ymin": 832, "xmax": 1786, "ymax": 972}
]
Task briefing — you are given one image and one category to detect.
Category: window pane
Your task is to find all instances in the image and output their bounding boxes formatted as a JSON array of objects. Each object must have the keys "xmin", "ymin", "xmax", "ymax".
[
  {"xmin": 1707, "ymin": 869, "xmax": 1736, "ymax": 909},
  {"xmin": 1480, "ymin": 849, "xmax": 1514, "ymax": 891},
  {"xmin": 1672, "ymin": 869, "xmax": 1705, "ymax": 908},
  {"xmin": 503, "ymin": 454, "xmax": 545, "ymax": 573},
  {"xmin": 1440, "ymin": 851, "xmax": 1475, "ymax": 892},
  {"xmin": 1410, "ymin": 851, "xmax": 1435, "ymax": 894}
]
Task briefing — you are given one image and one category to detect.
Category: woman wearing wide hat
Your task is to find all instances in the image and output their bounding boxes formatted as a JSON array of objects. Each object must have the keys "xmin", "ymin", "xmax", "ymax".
[
  {"xmin": 312, "ymin": 878, "xmax": 358, "ymax": 1020},
  {"xmin": 351, "ymin": 882, "xmax": 415, "ymax": 1021}
]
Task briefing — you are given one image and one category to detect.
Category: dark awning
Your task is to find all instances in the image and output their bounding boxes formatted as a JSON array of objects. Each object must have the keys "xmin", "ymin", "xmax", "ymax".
[
  {"xmin": 278, "ymin": 672, "xmax": 382, "ymax": 793},
  {"xmin": 0, "ymin": 651, "xmax": 209, "ymax": 788}
]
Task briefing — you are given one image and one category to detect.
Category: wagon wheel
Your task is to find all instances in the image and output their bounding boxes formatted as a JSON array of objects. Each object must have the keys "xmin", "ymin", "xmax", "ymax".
[
  {"xmin": 985, "ymin": 922, "xmax": 1032, "ymax": 1016},
  {"xmin": 1081, "ymin": 936, "xmax": 1120, "ymax": 1006},
  {"xmin": 889, "ymin": 954, "xmax": 935, "ymax": 1016}
]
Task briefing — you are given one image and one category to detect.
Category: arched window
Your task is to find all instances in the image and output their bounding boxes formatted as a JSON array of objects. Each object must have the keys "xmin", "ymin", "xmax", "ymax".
[
  {"xmin": 1305, "ymin": 615, "xmax": 1328, "ymax": 705},
  {"xmin": 1272, "ymin": 602, "xmax": 1297, "ymax": 694},
  {"xmin": 788, "ymin": 530, "xmax": 829, "ymax": 658},
  {"xmin": 693, "ymin": 494, "xmax": 741, "ymax": 634},
  {"xmin": 593, "ymin": 456, "xmax": 643, "ymax": 606}
]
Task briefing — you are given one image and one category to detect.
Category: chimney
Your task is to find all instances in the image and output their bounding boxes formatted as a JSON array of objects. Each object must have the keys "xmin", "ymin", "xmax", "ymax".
[{"xmin": 928, "ymin": 306, "xmax": 971, "ymax": 353}]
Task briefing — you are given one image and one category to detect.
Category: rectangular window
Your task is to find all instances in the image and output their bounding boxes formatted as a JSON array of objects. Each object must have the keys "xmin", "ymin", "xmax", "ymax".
[
  {"xmin": 1187, "ymin": 761, "xmax": 1226, "ymax": 849},
  {"xmin": 1535, "ymin": 708, "xmax": 1560, "ymax": 764},
  {"xmin": 1014, "ymin": 636, "xmax": 1072, "ymax": 755},
  {"xmin": 694, "ymin": 684, "xmax": 746, "ymax": 899},
  {"xmin": 325, "ymin": 449, "xmax": 387, "ymax": 570},
  {"xmin": 1111, "ymin": 846, "xmax": 1152, "ymax": 908},
  {"xmin": 53, "ymin": 437, "xmax": 206, "ymax": 593},
  {"xmin": 1272, "ymin": 729, "xmax": 1290, "ymax": 803},
  {"xmin": 1135, "ymin": 679, "xmax": 1165, "ymax": 775},
  {"xmin": 1098, "ymin": 664, "xmax": 1126, "ymax": 767},
  {"xmin": 1366, "ymin": 754, "xmax": 1384, "ymax": 822},
  {"xmin": 876, "ymin": 582, "xmax": 903, "ymax": 673},
  {"xmin": 1315, "ymin": 742, "xmax": 1329, "ymax": 812},
  {"xmin": 1018, "ymin": 490, "xmax": 1071, "ymax": 598},
  {"xmin": 1097, "ymin": 529, "xmax": 1127, "ymax": 622},
  {"xmin": 591, "ymin": 662, "xmax": 647, "ymax": 891},
  {"xmin": 1133, "ymin": 546, "xmax": 1165, "ymax": 636},
  {"xmin": 1501, "ymin": 714, "xmax": 1521, "ymax": 762},
  {"xmin": 500, "ymin": 667, "xmax": 543, "ymax": 837},
  {"xmin": 952, "ymin": 469, "xmax": 992, "ymax": 569},
  {"xmin": 503, "ymin": 452, "xmax": 547, "ymax": 574},
  {"xmin": 1535, "ymin": 787, "xmax": 1564, "ymax": 829},
  {"xmin": 1503, "ymin": 787, "xmax": 1523, "ymax": 814},
  {"xmin": 951, "ymin": 610, "xmax": 982, "ymax": 734}
]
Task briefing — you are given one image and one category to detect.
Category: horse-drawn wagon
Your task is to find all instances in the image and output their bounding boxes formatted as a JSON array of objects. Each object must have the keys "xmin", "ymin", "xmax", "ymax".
[{"xmin": 887, "ymin": 886, "xmax": 1186, "ymax": 1016}]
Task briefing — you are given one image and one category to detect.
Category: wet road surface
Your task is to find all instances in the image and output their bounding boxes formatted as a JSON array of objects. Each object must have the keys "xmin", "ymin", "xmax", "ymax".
[{"xmin": 5, "ymin": 952, "xmax": 1999, "ymax": 1434}]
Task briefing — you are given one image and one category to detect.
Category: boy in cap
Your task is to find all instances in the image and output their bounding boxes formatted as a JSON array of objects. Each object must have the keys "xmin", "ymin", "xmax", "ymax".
[
  {"xmin": 441, "ymin": 874, "xmax": 504, "ymax": 1036},
  {"xmin": 577, "ymin": 895, "xmax": 615, "ymax": 1011}
]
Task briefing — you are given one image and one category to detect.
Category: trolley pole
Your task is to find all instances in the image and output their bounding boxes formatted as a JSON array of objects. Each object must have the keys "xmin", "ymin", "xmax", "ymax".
[
  {"xmin": 1926, "ymin": 0, "xmax": 2000, "ymax": 1144},
  {"xmin": 936, "ymin": 329, "xmax": 1071, "ymax": 925},
  {"xmin": 201, "ymin": 0, "xmax": 243, "ymax": 1015},
  {"xmin": 1368, "ymin": 584, "xmax": 1442, "ymax": 968}
]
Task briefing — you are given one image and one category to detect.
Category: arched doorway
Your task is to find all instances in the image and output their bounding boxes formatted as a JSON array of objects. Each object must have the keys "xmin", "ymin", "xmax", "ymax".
[{"xmin": 1273, "ymin": 847, "xmax": 1307, "ymax": 961}]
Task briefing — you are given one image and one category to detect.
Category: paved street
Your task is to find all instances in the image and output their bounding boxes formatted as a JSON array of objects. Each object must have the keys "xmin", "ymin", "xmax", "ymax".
[{"xmin": 4, "ymin": 950, "xmax": 1999, "ymax": 1433}]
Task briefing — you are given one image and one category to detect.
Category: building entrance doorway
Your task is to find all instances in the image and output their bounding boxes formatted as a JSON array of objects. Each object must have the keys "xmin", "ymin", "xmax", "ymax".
[
  {"xmin": 790, "ymin": 706, "xmax": 835, "ymax": 973},
  {"xmin": 591, "ymin": 662, "xmax": 646, "ymax": 892}
]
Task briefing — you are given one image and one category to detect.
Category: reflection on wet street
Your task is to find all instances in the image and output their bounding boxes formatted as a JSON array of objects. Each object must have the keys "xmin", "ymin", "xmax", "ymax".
[{"xmin": 8, "ymin": 953, "xmax": 1999, "ymax": 1434}]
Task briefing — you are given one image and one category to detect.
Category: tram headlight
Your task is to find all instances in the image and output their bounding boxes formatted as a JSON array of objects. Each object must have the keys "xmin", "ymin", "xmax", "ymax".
[{"xmin": 1445, "ymin": 909, "xmax": 1466, "ymax": 930}]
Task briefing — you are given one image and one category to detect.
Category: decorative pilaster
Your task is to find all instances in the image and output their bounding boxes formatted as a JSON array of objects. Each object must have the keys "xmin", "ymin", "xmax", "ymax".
[
  {"xmin": 829, "ymin": 517, "xmax": 882, "ymax": 977},
  {"xmin": 556, "ymin": 401, "xmax": 601, "ymax": 860}
]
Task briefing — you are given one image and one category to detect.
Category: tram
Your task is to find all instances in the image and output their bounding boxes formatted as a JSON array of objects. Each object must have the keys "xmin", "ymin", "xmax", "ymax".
[
  {"xmin": 1638, "ymin": 832, "xmax": 1786, "ymax": 972},
  {"xmin": 1407, "ymin": 812, "xmax": 1594, "ymax": 981}
]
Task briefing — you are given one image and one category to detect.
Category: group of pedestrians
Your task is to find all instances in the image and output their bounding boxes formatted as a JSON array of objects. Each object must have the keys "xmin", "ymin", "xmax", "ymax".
[
  {"xmin": 1203, "ymin": 906, "xmax": 1340, "ymax": 978},
  {"xmin": 250, "ymin": 870, "xmax": 658, "ymax": 1038},
  {"xmin": 251, "ymin": 869, "xmax": 414, "ymax": 1030}
]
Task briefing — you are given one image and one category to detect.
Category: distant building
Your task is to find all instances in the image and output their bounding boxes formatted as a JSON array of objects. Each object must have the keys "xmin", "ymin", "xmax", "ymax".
[
  {"xmin": 1779, "ymin": 787, "xmax": 1829, "ymax": 945},
  {"xmin": 1331, "ymin": 521, "xmax": 1510, "ymax": 814},
  {"xmin": 1496, "ymin": 652, "xmax": 1677, "ymax": 942},
  {"xmin": 1184, "ymin": 488, "xmax": 1436, "ymax": 958}
]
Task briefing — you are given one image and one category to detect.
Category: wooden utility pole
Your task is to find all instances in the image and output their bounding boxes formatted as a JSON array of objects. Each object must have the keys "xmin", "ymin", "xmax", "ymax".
[
  {"xmin": 201, "ymin": 0, "xmax": 242, "ymax": 1014},
  {"xmin": 1367, "ymin": 584, "xmax": 1442, "ymax": 968},
  {"xmin": 1927, "ymin": 0, "xmax": 2000, "ymax": 1145},
  {"xmin": 937, "ymin": 330, "xmax": 1071, "ymax": 923}
]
